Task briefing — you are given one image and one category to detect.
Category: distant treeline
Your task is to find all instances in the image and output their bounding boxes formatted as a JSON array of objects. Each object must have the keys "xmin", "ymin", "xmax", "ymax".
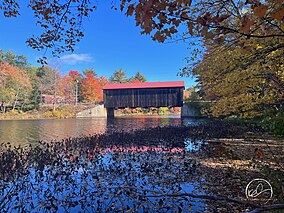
[{"xmin": 0, "ymin": 50, "xmax": 147, "ymax": 113}]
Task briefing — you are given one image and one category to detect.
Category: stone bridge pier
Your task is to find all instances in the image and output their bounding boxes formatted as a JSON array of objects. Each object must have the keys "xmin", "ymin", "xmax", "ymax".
[{"xmin": 181, "ymin": 102, "xmax": 205, "ymax": 118}]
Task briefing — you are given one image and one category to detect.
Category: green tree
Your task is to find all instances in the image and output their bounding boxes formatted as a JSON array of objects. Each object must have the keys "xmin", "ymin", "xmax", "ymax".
[
  {"xmin": 37, "ymin": 66, "xmax": 61, "ymax": 104},
  {"xmin": 25, "ymin": 66, "xmax": 41, "ymax": 110},
  {"xmin": 82, "ymin": 68, "xmax": 97, "ymax": 77},
  {"xmin": 0, "ymin": 88, "xmax": 13, "ymax": 113},
  {"xmin": 109, "ymin": 68, "xmax": 128, "ymax": 83},
  {"xmin": 129, "ymin": 71, "xmax": 147, "ymax": 82},
  {"xmin": 0, "ymin": 49, "xmax": 28, "ymax": 68},
  {"xmin": 186, "ymin": 87, "xmax": 200, "ymax": 101}
]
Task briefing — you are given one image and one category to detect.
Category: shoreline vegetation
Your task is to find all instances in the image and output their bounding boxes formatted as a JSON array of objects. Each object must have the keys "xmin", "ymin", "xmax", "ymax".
[
  {"xmin": 0, "ymin": 105, "xmax": 182, "ymax": 120},
  {"xmin": 1, "ymin": 48, "xmax": 283, "ymax": 135},
  {"xmin": 1, "ymin": 105, "xmax": 283, "ymax": 139},
  {"xmin": 0, "ymin": 122, "xmax": 283, "ymax": 212}
]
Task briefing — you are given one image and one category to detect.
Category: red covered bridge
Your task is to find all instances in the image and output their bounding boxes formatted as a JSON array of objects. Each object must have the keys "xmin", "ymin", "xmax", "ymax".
[{"xmin": 103, "ymin": 81, "xmax": 184, "ymax": 117}]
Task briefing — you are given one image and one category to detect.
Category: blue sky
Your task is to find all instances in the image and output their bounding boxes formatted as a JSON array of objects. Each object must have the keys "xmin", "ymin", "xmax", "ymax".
[{"xmin": 0, "ymin": 1, "xmax": 196, "ymax": 88}]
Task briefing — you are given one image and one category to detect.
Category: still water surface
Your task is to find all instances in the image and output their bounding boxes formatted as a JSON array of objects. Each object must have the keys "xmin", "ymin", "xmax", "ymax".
[
  {"xmin": 0, "ymin": 116, "xmax": 203, "ymax": 146},
  {"xmin": 0, "ymin": 116, "xmax": 207, "ymax": 212}
]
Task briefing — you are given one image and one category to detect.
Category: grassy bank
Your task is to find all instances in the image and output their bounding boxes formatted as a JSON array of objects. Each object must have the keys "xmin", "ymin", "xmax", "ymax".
[
  {"xmin": 0, "ymin": 105, "xmax": 88, "ymax": 120},
  {"xmin": 224, "ymin": 108, "xmax": 284, "ymax": 138},
  {"xmin": 0, "ymin": 106, "xmax": 182, "ymax": 120}
]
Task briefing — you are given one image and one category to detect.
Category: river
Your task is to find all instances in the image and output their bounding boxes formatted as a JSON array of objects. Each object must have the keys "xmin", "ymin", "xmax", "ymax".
[{"xmin": 0, "ymin": 116, "xmax": 205, "ymax": 146}]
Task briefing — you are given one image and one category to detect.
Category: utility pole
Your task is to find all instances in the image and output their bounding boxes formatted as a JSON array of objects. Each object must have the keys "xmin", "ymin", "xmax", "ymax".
[
  {"xmin": 53, "ymin": 69, "xmax": 57, "ymax": 112},
  {"xmin": 75, "ymin": 80, "xmax": 78, "ymax": 105}
]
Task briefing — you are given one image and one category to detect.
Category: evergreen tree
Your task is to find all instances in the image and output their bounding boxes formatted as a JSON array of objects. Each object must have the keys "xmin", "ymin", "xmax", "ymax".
[
  {"xmin": 82, "ymin": 68, "xmax": 97, "ymax": 77},
  {"xmin": 132, "ymin": 71, "xmax": 146, "ymax": 82},
  {"xmin": 109, "ymin": 68, "xmax": 128, "ymax": 83}
]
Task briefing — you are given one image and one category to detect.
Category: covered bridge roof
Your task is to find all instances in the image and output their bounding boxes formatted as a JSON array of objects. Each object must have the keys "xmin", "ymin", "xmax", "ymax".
[{"xmin": 103, "ymin": 81, "xmax": 184, "ymax": 90}]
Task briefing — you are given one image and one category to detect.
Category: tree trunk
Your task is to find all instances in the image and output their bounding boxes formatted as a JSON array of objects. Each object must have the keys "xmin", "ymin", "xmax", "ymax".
[
  {"xmin": 53, "ymin": 73, "xmax": 57, "ymax": 112},
  {"xmin": 21, "ymin": 102, "xmax": 24, "ymax": 111},
  {"xmin": 40, "ymin": 89, "xmax": 43, "ymax": 104},
  {"xmin": 13, "ymin": 90, "xmax": 19, "ymax": 111},
  {"xmin": 0, "ymin": 102, "xmax": 4, "ymax": 113}
]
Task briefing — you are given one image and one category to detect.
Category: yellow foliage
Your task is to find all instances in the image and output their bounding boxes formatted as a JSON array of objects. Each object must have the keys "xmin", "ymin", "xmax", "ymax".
[{"xmin": 192, "ymin": 37, "xmax": 284, "ymax": 118}]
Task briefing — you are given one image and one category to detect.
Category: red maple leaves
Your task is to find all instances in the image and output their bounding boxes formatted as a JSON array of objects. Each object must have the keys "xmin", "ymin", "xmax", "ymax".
[{"xmin": 81, "ymin": 73, "xmax": 108, "ymax": 102}]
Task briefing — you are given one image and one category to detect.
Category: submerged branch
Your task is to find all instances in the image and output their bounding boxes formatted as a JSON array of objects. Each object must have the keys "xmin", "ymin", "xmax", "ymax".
[{"xmin": 145, "ymin": 192, "xmax": 259, "ymax": 208}]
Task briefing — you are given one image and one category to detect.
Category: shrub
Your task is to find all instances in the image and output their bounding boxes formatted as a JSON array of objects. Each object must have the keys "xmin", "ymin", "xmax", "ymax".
[
  {"xmin": 261, "ymin": 107, "xmax": 284, "ymax": 136},
  {"xmin": 158, "ymin": 107, "xmax": 168, "ymax": 115}
]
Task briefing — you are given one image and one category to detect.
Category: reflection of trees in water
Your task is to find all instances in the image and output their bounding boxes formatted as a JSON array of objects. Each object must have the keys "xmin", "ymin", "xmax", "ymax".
[
  {"xmin": 0, "ymin": 123, "xmax": 263, "ymax": 212},
  {"xmin": 0, "ymin": 126, "xmax": 205, "ymax": 212},
  {"xmin": 0, "ymin": 117, "xmax": 184, "ymax": 146},
  {"xmin": 38, "ymin": 118, "xmax": 108, "ymax": 142},
  {"xmin": 0, "ymin": 118, "xmax": 109, "ymax": 146},
  {"xmin": 106, "ymin": 117, "xmax": 182, "ymax": 134},
  {"xmin": 0, "ymin": 120, "xmax": 41, "ymax": 146}
]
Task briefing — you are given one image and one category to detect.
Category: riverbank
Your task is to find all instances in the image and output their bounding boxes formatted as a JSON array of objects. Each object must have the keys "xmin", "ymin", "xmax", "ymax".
[
  {"xmin": 0, "ymin": 121, "xmax": 283, "ymax": 212},
  {"xmin": 0, "ymin": 105, "xmax": 86, "ymax": 120},
  {"xmin": 0, "ymin": 106, "xmax": 181, "ymax": 120},
  {"xmin": 192, "ymin": 137, "xmax": 284, "ymax": 212}
]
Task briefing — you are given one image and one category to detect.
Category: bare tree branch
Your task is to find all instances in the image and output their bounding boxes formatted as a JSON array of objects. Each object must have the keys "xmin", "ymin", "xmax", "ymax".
[{"xmin": 247, "ymin": 204, "xmax": 284, "ymax": 213}]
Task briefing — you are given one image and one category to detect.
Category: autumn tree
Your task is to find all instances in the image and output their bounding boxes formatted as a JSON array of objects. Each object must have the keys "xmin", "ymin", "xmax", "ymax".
[
  {"xmin": 57, "ymin": 75, "xmax": 74, "ymax": 103},
  {"xmin": 69, "ymin": 70, "xmax": 82, "ymax": 80},
  {"xmin": 192, "ymin": 36, "xmax": 284, "ymax": 118},
  {"xmin": 57, "ymin": 70, "xmax": 82, "ymax": 103},
  {"xmin": 0, "ymin": 50, "xmax": 36, "ymax": 110},
  {"xmin": 68, "ymin": 70, "xmax": 83, "ymax": 103},
  {"xmin": 109, "ymin": 68, "xmax": 128, "ymax": 83},
  {"xmin": 0, "ymin": 62, "xmax": 32, "ymax": 111},
  {"xmin": 97, "ymin": 76, "xmax": 108, "ymax": 101},
  {"xmin": 81, "ymin": 72, "xmax": 108, "ymax": 102},
  {"xmin": 120, "ymin": 0, "xmax": 284, "ymax": 43}
]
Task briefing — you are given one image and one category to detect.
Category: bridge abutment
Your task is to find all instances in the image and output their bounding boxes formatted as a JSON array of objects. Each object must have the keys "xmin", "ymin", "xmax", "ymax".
[
  {"xmin": 181, "ymin": 103, "xmax": 202, "ymax": 118},
  {"xmin": 76, "ymin": 105, "xmax": 115, "ymax": 118},
  {"xmin": 76, "ymin": 105, "xmax": 107, "ymax": 118}
]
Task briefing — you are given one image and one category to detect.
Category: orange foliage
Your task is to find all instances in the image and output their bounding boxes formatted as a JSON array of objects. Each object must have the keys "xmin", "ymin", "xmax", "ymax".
[
  {"xmin": 0, "ymin": 62, "xmax": 31, "ymax": 90},
  {"xmin": 0, "ymin": 62, "xmax": 32, "ymax": 107},
  {"xmin": 81, "ymin": 73, "xmax": 108, "ymax": 102},
  {"xmin": 68, "ymin": 70, "xmax": 81, "ymax": 79},
  {"xmin": 57, "ymin": 75, "xmax": 74, "ymax": 102},
  {"xmin": 57, "ymin": 70, "xmax": 82, "ymax": 103}
]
